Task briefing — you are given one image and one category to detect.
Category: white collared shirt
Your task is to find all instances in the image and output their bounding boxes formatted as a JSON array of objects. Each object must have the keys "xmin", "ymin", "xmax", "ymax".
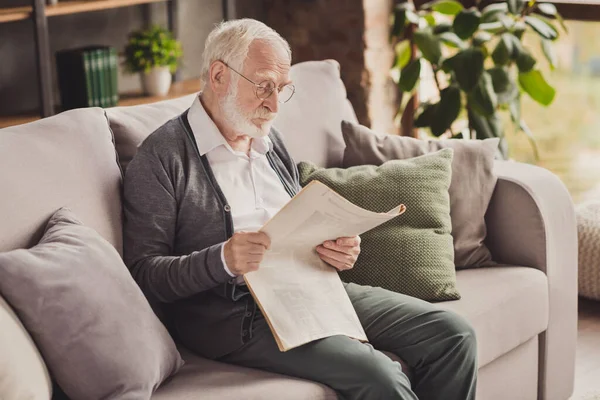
[{"xmin": 187, "ymin": 95, "xmax": 291, "ymax": 281}]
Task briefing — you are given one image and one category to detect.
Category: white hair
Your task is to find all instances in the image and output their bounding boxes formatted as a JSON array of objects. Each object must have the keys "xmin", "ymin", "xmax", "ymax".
[{"xmin": 200, "ymin": 18, "xmax": 292, "ymax": 87}]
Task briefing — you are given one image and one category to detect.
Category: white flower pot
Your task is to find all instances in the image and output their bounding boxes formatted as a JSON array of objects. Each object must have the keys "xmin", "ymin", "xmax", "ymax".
[{"xmin": 140, "ymin": 66, "xmax": 172, "ymax": 96}]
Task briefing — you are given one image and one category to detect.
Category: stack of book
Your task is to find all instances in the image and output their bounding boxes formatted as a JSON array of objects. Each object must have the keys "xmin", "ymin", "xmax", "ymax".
[{"xmin": 56, "ymin": 46, "xmax": 119, "ymax": 110}]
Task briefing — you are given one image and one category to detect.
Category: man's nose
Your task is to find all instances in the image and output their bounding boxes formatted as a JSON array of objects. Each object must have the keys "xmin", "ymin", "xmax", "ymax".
[{"xmin": 263, "ymin": 90, "xmax": 279, "ymax": 114}]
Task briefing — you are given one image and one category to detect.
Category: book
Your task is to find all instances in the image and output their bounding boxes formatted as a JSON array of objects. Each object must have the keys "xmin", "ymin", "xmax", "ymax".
[
  {"xmin": 108, "ymin": 47, "xmax": 119, "ymax": 106},
  {"xmin": 55, "ymin": 47, "xmax": 97, "ymax": 109},
  {"xmin": 244, "ymin": 180, "xmax": 406, "ymax": 352}
]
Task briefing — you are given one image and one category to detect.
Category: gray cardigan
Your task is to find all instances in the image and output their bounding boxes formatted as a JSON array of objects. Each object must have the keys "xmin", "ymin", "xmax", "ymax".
[{"xmin": 123, "ymin": 110, "xmax": 301, "ymax": 359}]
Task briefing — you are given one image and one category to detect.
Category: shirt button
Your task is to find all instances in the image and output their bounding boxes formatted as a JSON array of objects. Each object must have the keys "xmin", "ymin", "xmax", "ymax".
[
  {"xmin": 242, "ymin": 330, "xmax": 248, "ymax": 337},
  {"xmin": 224, "ymin": 205, "xmax": 231, "ymax": 212},
  {"xmin": 245, "ymin": 311, "xmax": 252, "ymax": 317}
]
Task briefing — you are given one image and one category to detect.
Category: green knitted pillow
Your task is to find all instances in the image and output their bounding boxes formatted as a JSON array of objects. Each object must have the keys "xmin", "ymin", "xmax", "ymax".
[{"xmin": 298, "ymin": 148, "xmax": 459, "ymax": 301}]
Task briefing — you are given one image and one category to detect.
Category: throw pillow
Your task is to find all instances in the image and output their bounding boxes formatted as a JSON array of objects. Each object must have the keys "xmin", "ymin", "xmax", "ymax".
[
  {"xmin": 341, "ymin": 120, "xmax": 499, "ymax": 269},
  {"xmin": 298, "ymin": 149, "xmax": 460, "ymax": 301},
  {"xmin": 0, "ymin": 208, "xmax": 184, "ymax": 400}
]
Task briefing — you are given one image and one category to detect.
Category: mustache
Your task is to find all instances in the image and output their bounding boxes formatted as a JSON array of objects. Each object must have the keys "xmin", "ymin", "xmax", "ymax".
[{"xmin": 253, "ymin": 107, "xmax": 276, "ymax": 121}]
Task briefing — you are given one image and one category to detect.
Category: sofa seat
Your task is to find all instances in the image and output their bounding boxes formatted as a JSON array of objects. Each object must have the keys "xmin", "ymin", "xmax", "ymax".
[
  {"xmin": 438, "ymin": 266, "xmax": 549, "ymax": 368},
  {"xmin": 152, "ymin": 346, "xmax": 337, "ymax": 400},
  {"xmin": 152, "ymin": 265, "xmax": 548, "ymax": 399}
]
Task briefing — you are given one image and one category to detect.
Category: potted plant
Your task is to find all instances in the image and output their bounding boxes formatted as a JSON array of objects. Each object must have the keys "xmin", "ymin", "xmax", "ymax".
[
  {"xmin": 123, "ymin": 25, "xmax": 183, "ymax": 96},
  {"xmin": 390, "ymin": 0, "xmax": 566, "ymax": 159}
]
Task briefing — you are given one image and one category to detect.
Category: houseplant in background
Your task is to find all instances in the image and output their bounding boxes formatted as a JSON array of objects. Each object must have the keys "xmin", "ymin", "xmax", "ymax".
[
  {"xmin": 391, "ymin": 0, "xmax": 566, "ymax": 158},
  {"xmin": 123, "ymin": 25, "xmax": 183, "ymax": 96}
]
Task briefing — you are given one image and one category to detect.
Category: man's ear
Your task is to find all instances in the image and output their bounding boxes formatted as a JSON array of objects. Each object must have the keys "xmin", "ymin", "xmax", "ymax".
[{"xmin": 208, "ymin": 60, "xmax": 228, "ymax": 94}]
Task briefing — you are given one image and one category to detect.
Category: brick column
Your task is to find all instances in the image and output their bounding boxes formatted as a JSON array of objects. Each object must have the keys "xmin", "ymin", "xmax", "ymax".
[{"xmin": 260, "ymin": 0, "xmax": 398, "ymax": 133}]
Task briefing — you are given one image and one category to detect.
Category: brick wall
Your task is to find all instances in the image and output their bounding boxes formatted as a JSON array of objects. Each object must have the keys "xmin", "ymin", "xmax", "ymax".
[{"xmin": 259, "ymin": 0, "xmax": 398, "ymax": 133}]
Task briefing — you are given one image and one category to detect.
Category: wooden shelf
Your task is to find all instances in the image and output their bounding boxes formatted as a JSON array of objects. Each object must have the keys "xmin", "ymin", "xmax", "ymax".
[
  {"xmin": 0, "ymin": 78, "xmax": 201, "ymax": 129},
  {"xmin": 46, "ymin": 0, "xmax": 169, "ymax": 17},
  {"xmin": 0, "ymin": 6, "xmax": 30, "ymax": 23},
  {"xmin": 0, "ymin": 0, "xmax": 169, "ymax": 24},
  {"xmin": 118, "ymin": 78, "xmax": 201, "ymax": 107}
]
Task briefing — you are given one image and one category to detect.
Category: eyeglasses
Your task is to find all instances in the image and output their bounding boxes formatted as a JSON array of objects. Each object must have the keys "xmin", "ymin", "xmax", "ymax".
[{"xmin": 221, "ymin": 61, "xmax": 295, "ymax": 104}]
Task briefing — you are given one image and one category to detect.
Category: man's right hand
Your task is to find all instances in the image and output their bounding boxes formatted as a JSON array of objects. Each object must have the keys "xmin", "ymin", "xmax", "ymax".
[{"xmin": 223, "ymin": 231, "xmax": 271, "ymax": 276}]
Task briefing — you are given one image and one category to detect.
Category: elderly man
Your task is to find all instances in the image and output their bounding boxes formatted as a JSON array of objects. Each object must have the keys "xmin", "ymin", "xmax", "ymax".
[{"xmin": 123, "ymin": 18, "xmax": 477, "ymax": 400}]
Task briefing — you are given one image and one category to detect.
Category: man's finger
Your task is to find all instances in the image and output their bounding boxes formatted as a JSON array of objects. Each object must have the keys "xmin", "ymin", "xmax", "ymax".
[
  {"xmin": 246, "ymin": 232, "xmax": 271, "ymax": 249},
  {"xmin": 316, "ymin": 245, "xmax": 353, "ymax": 264},
  {"xmin": 318, "ymin": 254, "xmax": 351, "ymax": 271},
  {"xmin": 323, "ymin": 240, "xmax": 354, "ymax": 255},
  {"xmin": 336, "ymin": 236, "xmax": 360, "ymax": 247}
]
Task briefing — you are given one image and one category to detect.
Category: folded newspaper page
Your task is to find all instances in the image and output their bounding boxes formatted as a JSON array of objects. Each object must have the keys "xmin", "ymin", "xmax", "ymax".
[{"xmin": 243, "ymin": 180, "xmax": 406, "ymax": 352}]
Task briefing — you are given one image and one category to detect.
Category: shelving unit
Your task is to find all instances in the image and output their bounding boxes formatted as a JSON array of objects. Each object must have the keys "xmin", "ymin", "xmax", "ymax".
[
  {"xmin": 0, "ymin": 0, "xmax": 235, "ymax": 129},
  {"xmin": 0, "ymin": 0, "xmax": 189, "ymax": 129},
  {"xmin": 0, "ymin": 78, "xmax": 202, "ymax": 129}
]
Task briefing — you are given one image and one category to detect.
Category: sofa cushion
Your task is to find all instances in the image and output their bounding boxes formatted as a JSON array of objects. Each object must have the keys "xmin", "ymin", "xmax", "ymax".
[
  {"xmin": 0, "ymin": 107, "xmax": 123, "ymax": 255},
  {"xmin": 0, "ymin": 295, "xmax": 52, "ymax": 400},
  {"xmin": 341, "ymin": 121, "xmax": 499, "ymax": 269},
  {"xmin": 272, "ymin": 59, "xmax": 358, "ymax": 168},
  {"xmin": 152, "ymin": 347, "xmax": 337, "ymax": 400},
  {"xmin": 106, "ymin": 93, "xmax": 197, "ymax": 171},
  {"xmin": 106, "ymin": 60, "xmax": 357, "ymax": 172},
  {"xmin": 0, "ymin": 208, "xmax": 184, "ymax": 400},
  {"xmin": 439, "ymin": 266, "xmax": 549, "ymax": 367},
  {"xmin": 298, "ymin": 150, "xmax": 460, "ymax": 301}
]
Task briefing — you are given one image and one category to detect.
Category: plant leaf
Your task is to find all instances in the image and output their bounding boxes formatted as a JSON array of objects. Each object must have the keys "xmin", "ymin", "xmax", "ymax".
[
  {"xmin": 406, "ymin": 9, "xmax": 421, "ymax": 24},
  {"xmin": 482, "ymin": 3, "xmax": 508, "ymax": 22},
  {"xmin": 507, "ymin": 0, "xmax": 519, "ymax": 14},
  {"xmin": 414, "ymin": 29, "xmax": 443, "ymax": 65},
  {"xmin": 518, "ymin": 69, "xmax": 556, "ymax": 105},
  {"xmin": 433, "ymin": 21, "xmax": 453, "ymax": 34},
  {"xmin": 509, "ymin": 96, "xmax": 521, "ymax": 125},
  {"xmin": 473, "ymin": 31, "xmax": 493, "ymax": 46},
  {"xmin": 394, "ymin": 40, "xmax": 412, "ymax": 69},
  {"xmin": 488, "ymin": 66, "xmax": 510, "ymax": 93},
  {"xmin": 423, "ymin": 13, "xmax": 437, "ymax": 26},
  {"xmin": 519, "ymin": 119, "xmax": 541, "ymax": 160},
  {"xmin": 541, "ymin": 38, "xmax": 557, "ymax": 70},
  {"xmin": 480, "ymin": 21, "xmax": 505, "ymax": 34},
  {"xmin": 469, "ymin": 72, "xmax": 498, "ymax": 116},
  {"xmin": 415, "ymin": 103, "xmax": 438, "ymax": 127},
  {"xmin": 497, "ymin": 77, "xmax": 519, "ymax": 105},
  {"xmin": 399, "ymin": 58, "xmax": 422, "ymax": 92},
  {"xmin": 438, "ymin": 32, "xmax": 467, "ymax": 49},
  {"xmin": 431, "ymin": 0, "xmax": 464, "ymax": 15},
  {"xmin": 516, "ymin": 48, "xmax": 537, "ymax": 72},
  {"xmin": 447, "ymin": 48, "xmax": 485, "ymax": 92},
  {"xmin": 431, "ymin": 85, "xmax": 462, "ymax": 136},
  {"xmin": 492, "ymin": 34, "xmax": 514, "ymax": 66},
  {"xmin": 468, "ymin": 109, "xmax": 503, "ymax": 139},
  {"xmin": 525, "ymin": 15, "xmax": 558, "ymax": 40},
  {"xmin": 453, "ymin": 8, "xmax": 482, "ymax": 39},
  {"xmin": 537, "ymin": 3, "xmax": 557, "ymax": 16},
  {"xmin": 391, "ymin": 8, "xmax": 407, "ymax": 39}
]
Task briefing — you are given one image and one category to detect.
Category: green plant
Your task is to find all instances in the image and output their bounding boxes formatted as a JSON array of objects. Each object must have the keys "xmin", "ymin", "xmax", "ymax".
[
  {"xmin": 391, "ymin": 0, "xmax": 566, "ymax": 158},
  {"xmin": 123, "ymin": 25, "xmax": 183, "ymax": 74}
]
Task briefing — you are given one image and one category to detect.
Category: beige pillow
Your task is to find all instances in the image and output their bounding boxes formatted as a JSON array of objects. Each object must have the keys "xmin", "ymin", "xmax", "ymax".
[
  {"xmin": 341, "ymin": 121, "xmax": 499, "ymax": 269},
  {"xmin": 0, "ymin": 296, "xmax": 52, "ymax": 400},
  {"xmin": 0, "ymin": 208, "xmax": 184, "ymax": 400}
]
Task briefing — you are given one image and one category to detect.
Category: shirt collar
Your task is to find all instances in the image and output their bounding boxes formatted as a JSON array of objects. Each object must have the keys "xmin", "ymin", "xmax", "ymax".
[{"xmin": 187, "ymin": 94, "xmax": 273, "ymax": 156}]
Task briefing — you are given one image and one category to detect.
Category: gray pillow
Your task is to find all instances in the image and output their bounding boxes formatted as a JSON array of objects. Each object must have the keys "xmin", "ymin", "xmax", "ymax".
[
  {"xmin": 342, "ymin": 120, "xmax": 499, "ymax": 269},
  {"xmin": 0, "ymin": 208, "xmax": 184, "ymax": 400}
]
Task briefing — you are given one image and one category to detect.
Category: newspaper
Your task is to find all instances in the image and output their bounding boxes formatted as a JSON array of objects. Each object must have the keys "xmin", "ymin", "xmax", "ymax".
[{"xmin": 243, "ymin": 180, "xmax": 406, "ymax": 352}]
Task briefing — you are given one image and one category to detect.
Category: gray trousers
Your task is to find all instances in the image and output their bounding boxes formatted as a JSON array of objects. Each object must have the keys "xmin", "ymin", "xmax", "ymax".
[{"xmin": 218, "ymin": 282, "xmax": 477, "ymax": 400}]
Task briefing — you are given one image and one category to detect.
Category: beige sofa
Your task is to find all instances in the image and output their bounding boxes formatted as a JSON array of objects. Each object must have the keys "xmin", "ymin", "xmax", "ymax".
[{"xmin": 0, "ymin": 60, "xmax": 577, "ymax": 400}]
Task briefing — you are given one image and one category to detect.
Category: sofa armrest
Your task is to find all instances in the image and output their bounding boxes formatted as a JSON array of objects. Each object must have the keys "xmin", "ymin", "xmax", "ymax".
[{"xmin": 484, "ymin": 160, "xmax": 577, "ymax": 400}]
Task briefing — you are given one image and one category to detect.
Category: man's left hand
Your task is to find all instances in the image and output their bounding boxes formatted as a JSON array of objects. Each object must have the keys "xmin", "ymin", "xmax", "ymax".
[{"xmin": 316, "ymin": 236, "xmax": 361, "ymax": 271}]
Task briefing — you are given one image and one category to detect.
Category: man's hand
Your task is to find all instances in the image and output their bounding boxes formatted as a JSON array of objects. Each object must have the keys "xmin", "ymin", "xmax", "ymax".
[
  {"xmin": 316, "ymin": 235, "xmax": 361, "ymax": 271},
  {"xmin": 223, "ymin": 232, "xmax": 271, "ymax": 276}
]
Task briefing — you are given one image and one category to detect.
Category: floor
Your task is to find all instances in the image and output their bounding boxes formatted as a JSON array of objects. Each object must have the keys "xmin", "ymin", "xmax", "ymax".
[{"xmin": 570, "ymin": 298, "xmax": 600, "ymax": 399}]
